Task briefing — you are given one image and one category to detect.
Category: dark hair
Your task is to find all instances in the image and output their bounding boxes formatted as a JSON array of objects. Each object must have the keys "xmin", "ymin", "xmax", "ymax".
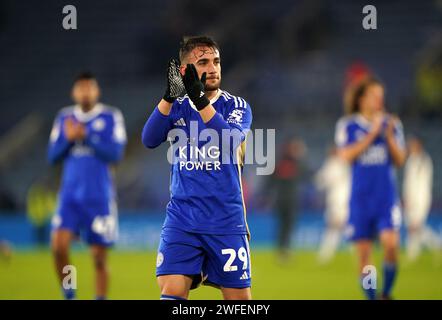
[
  {"xmin": 74, "ymin": 71, "xmax": 96, "ymax": 84},
  {"xmin": 179, "ymin": 36, "xmax": 220, "ymax": 62},
  {"xmin": 345, "ymin": 76, "xmax": 383, "ymax": 114}
]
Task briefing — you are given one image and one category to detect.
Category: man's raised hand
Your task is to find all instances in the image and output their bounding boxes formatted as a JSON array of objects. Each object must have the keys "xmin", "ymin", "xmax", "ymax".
[
  {"xmin": 64, "ymin": 117, "xmax": 86, "ymax": 142},
  {"xmin": 163, "ymin": 59, "xmax": 186, "ymax": 103},
  {"xmin": 182, "ymin": 64, "xmax": 210, "ymax": 111}
]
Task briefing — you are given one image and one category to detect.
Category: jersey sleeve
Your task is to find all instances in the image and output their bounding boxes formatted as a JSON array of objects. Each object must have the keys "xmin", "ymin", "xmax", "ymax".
[
  {"xmin": 206, "ymin": 96, "xmax": 252, "ymax": 141},
  {"xmin": 393, "ymin": 120, "xmax": 405, "ymax": 150},
  {"xmin": 141, "ymin": 105, "xmax": 174, "ymax": 148},
  {"xmin": 335, "ymin": 117, "xmax": 355, "ymax": 147},
  {"xmin": 203, "ymin": 97, "xmax": 252, "ymax": 155},
  {"xmin": 47, "ymin": 112, "xmax": 73, "ymax": 164},
  {"xmin": 225, "ymin": 97, "xmax": 253, "ymax": 138},
  {"xmin": 112, "ymin": 108, "xmax": 127, "ymax": 145}
]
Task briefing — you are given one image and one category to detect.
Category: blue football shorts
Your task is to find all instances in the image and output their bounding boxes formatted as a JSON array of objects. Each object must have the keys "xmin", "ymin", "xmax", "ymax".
[
  {"xmin": 156, "ymin": 227, "xmax": 252, "ymax": 289},
  {"xmin": 51, "ymin": 197, "xmax": 118, "ymax": 246},
  {"xmin": 346, "ymin": 198, "xmax": 402, "ymax": 241}
]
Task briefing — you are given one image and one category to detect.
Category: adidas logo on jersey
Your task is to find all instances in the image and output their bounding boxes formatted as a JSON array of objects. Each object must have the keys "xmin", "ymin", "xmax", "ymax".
[
  {"xmin": 174, "ymin": 118, "xmax": 186, "ymax": 126},
  {"xmin": 240, "ymin": 271, "xmax": 249, "ymax": 280}
]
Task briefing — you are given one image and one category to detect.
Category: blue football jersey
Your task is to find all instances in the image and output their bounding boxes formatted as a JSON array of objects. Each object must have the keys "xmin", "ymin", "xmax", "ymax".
[
  {"xmin": 48, "ymin": 103, "xmax": 127, "ymax": 202},
  {"xmin": 142, "ymin": 90, "xmax": 252, "ymax": 235},
  {"xmin": 335, "ymin": 114, "xmax": 405, "ymax": 206}
]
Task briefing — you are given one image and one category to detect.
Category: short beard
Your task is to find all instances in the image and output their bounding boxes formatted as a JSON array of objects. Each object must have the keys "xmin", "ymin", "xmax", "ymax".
[
  {"xmin": 80, "ymin": 101, "xmax": 95, "ymax": 111},
  {"xmin": 205, "ymin": 81, "xmax": 221, "ymax": 92}
]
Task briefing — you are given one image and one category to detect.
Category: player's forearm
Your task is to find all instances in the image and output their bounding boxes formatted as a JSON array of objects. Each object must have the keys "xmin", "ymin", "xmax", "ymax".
[
  {"xmin": 386, "ymin": 135, "xmax": 406, "ymax": 167},
  {"xmin": 85, "ymin": 138, "xmax": 124, "ymax": 163},
  {"xmin": 337, "ymin": 132, "xmax": 377, "ymax": 163},
  {"xmin": 200, "ymin": 105, "xmax": 244, "ymax": 134},
  {"xmin": 157, "ymin": 99, "xmax": 173, "ymax": 116},
  {"xmin": 142, "ymin": 105, "xmax": 173, "ymax": 148},
  {"xmin": 47, "ymin": 138, "xmax": 73, "ymax": 164},
  {"xmin": 200, "ymin": 106, "xmax": 246, "ymax": 150},
  {"xmin": 199, "ymin": 105, "xmax": 217, "ymax": 123}
]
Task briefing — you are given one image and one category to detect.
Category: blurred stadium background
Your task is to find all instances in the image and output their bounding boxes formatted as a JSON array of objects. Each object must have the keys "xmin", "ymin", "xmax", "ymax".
[{"xmin": 0, "ymin": 0, "xmax": 441, "ymax": 299}]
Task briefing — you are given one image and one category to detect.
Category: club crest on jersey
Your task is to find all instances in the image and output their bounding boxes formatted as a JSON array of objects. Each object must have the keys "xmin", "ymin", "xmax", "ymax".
[
  {"xmin": 92, "ymin": 118, "xmax": 106, "ymax": 131},
  {"xmin": 227, "ymin": 109, "xmax": 245, "ymax": 125}
]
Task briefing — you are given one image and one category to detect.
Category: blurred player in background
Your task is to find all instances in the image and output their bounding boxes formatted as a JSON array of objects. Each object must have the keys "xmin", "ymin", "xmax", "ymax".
[
  {"xmin": 315, "ymin": 146, "xmax": 350, "ymax": 264},
  {"xmin": 47, "ymin": 72, "xmax": 127, "ymax": 300},
  {"xmin": 403, "ymin": 135, "xmax": 441, "ymax": 261},
  {"xmin": 268, "ymin": 138, "xmax": 307, "ymax": 263},
  {"xmin": 142, "ymin": 36, "xmax": 252, "ymax": 300},
  {"xmin": 335, "ymin": 77, "xmax": 406, "ymax": 300}
]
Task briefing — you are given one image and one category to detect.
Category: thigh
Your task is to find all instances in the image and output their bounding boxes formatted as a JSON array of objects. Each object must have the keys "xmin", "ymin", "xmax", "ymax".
[
  {"xmin": 354, "ymin": 239, "xmax": 374, "ymax": 272},
  {"xmin": 157, "ymin": 274, "xmax": 193, "ymax": 299},
  {"xmin": 90, "ymin": 244, "xmax": 108, "ymax": 264},
  {"xmin": 221, "ymin": 287, "xmax": 252, "ymax": 300},
  {"xmin": 200, "ymin": 234, "xmax": 252, "ymax": 289},
  {"xmin": 355, "ymin": 239, "xmax": 373, "ymax": 258},
  {"xmin": 51, "ymin": 228, "xmax": 74, "ymax": 251},
  {"xmin": 82, "ymin": 199, "xmax": 118, "ymax": 247},
  {"xmin": 379, "ymin": 229, "xmax": 400, "ymax": 249}
]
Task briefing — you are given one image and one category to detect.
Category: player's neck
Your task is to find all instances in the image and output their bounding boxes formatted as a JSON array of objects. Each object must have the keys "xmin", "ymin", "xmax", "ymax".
[
  {"xmin": 359, "ymin": 110, "xmax": 374, "ymax": 122},
  {"xmin": 205, "ymin": 89, "xmax": 219, "ymax": 101}
]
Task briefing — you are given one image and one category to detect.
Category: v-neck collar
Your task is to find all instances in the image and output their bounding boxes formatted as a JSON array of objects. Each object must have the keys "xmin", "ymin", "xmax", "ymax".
[{"xmin": 73, "ymin": 103, "xmax": 103, "ymax": 122}]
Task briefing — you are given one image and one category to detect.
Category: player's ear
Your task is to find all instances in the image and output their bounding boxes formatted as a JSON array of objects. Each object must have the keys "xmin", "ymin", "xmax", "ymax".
[{"xmin": 179, "ymin": 65, "xmax": 186, "ymax": 77}]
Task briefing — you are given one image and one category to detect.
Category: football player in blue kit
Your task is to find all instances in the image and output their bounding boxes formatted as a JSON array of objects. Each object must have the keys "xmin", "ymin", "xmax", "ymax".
[
  {"xmin": 335, "ymin": 77, "xmax": 407, "ymax": 300},
  {"xmin": 48, "ymin": 72, "xmax": 127, "ymax": 300},
  {"xmin": 142, "ymin": 36, "xmax": 253, "ymax": 300}
]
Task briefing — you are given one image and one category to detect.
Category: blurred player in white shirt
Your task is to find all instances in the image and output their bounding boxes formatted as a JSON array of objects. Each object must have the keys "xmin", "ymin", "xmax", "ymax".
[
  {"xmin": 315, "ymin": 146, "xmax": 351, "ymax": 264},
  {"xmin": 403, "ymin": 136, "xmax": 441, "ymax": 261}
]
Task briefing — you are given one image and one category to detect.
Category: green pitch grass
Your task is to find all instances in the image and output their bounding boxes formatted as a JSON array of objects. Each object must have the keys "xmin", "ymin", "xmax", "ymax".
[{"xmin": 0, "ymin": 249, "xmax": 441, "ymax": 299}]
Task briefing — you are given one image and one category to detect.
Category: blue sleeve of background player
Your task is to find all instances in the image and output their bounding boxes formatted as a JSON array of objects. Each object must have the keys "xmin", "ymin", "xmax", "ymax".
[
  {"xmin": 47, "ymin": 113, "xmax": 73, "ymax": 165},
  {"xmin": 84, "ymin": 110, "xmax": 127, "ymax": 163},
  {"xmin": 205, "ymin": 98, "xmax": 252, "ymax": 150},
  {"xmin": 335, "ymin": 117, "xmax": 356, "ymax": 148},
  {"xmin": 393, "ymin": 120, "xmax": 405, "ymax": 150},
  {"xmin": 141, "ymin": 106, "xmax": 174, "ymax": 148}
]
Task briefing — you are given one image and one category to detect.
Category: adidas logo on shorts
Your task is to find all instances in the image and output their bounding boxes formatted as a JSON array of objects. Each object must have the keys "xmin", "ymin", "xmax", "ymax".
[{"xmin": 240, "ymin": 271, "xmax": 249, "ymax": 280}]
